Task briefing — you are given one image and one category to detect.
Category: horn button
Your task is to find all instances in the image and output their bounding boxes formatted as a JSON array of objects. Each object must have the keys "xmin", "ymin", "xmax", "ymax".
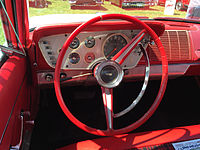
[
  {"xmin": 94, "ymin": 60, "xmax": 124, "ymax": 88},
  {"xmin": 100, "ymin": 65, "xmax": 118, "ymax": 83}
]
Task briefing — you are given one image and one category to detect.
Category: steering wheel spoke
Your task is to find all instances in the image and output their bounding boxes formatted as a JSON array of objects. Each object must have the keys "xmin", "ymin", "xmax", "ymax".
[
  {"xmin": 112, "ymin": 29, "xmax": 146, "ymax": 65},
  {"xmin": 114, "ymin": 43, "xmax": 151, "ymax": 118},
  {"xmin": 101, "ymin": 87, "xmax": 114, "ymax": 130}
]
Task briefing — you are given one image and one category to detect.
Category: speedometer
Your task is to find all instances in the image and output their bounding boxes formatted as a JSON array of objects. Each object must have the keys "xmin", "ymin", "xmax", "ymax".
[{"xmin": 103, "ymin": 33, "xmax": 128, "ymax": 60}]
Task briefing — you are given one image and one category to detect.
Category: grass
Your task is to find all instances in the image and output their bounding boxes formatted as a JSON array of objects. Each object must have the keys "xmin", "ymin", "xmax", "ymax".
[
  {"xmin": 0, "ymin": 0, "xmax": 187, "ymax": 45},
  {"xmin": 29, "ymin": 1, "xmax": 186, "ymax": 18},
  {"xmin": 0, "ymin": 21, "xmax": 5, "ymax": 45}
]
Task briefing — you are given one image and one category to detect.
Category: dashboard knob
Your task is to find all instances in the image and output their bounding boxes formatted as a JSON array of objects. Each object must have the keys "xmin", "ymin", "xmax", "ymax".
[
  {"xmin": 60, "ymin": 73, "xmax": 67, "ymax": 79},
  {"xmin": 45, "ymin": 74, "xmax": 53, "ymax": 81}
]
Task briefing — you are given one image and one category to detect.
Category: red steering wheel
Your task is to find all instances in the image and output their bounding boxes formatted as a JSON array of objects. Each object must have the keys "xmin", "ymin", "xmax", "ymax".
[{"xmin": 54, "ymin": 14, "xmax": 168, "ymax": 136}]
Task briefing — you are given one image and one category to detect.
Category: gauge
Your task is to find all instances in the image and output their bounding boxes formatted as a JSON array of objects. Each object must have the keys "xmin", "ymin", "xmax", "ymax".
[
  {"xmin": 69, "ymin": 53, "xmax": 80, "ymax": 64},
  {"xmin": 85, "ymin": 36, "xmax": 95, "ymax": 48},
  {"xmin": 69, "ymin": 37, "xmax": 80, "ymax": 49},
  {"xmin": 85, "ymin": 52, "xmax": 95, "ymax": 63},
  {"xmin": 103, "ymin": 34, "xmax": 128, "ymax": 60}
]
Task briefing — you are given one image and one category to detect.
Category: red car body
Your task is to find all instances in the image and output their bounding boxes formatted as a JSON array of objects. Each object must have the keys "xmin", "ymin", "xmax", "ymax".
[{"xmin": 158, "ymin": 0, "xmax": 190, "ymax": 10}]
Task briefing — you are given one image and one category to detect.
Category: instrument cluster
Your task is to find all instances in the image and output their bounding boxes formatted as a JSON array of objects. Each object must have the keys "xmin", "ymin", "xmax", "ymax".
[{"xmin": 38, "ymin": 30, "xmax": 149, "ymax": 70}]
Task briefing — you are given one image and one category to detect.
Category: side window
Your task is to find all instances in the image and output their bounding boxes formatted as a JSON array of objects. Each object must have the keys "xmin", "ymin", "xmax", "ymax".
[
  {"xmin": 0, "ymin": 51, "xmax": 7, "ymax": 67},
  {"xmin": 0, "ymin": 18, "xmax": 7, "ymax": 67},
  {"xmin": 0, "ymin": 18, "xmax": 5, "ymax": 44},
  {"xmin": 0, "ymin": 0, "xmax": 27, "ymax": 60}
]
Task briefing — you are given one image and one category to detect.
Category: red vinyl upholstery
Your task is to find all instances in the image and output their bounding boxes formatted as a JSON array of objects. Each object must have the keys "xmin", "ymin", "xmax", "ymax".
[
  {"xmin": 57, "ymin": 125, "xmax": 200, "ymax": 150},
  {"xmin": 0, "ymin": 56, "xmax": 28, "ymax": 149}
]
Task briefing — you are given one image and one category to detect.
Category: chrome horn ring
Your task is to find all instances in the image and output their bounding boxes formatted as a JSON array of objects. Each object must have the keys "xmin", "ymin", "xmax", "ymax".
[{"xmin": 94, "ymin": 60, "xmax": 124, "ymax": 89}]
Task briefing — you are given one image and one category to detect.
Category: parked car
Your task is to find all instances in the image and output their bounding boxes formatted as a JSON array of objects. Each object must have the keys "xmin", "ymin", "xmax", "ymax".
[
  {"xmin": 29, "ymin": 0, "xmax": 49, "ymax": 8},
  {"xmin": 108, "ymin": 0, "xmax": 155, "ymax": 8},
  {"xmin": 157, "ymin": 0, "xmax": 190, "ymax": 10},
  {"xmin": 69, "ymin": 0, "xmax": 103, "ymax": 8},
  {"xmin": 0, "ymin": 0, "xmax": 200, "ymax": 150}
]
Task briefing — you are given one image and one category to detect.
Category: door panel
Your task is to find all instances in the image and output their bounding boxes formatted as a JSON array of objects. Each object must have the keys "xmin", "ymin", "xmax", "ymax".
[{"xmin": 0, "ymin": 56, "xmax": 29, "ymax": 149}]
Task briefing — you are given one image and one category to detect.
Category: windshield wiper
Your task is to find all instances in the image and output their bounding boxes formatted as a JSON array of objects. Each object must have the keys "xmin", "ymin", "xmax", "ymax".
[
  {"xmin": 0, "ymin": 45, "xmax": 25, "ymax": 57},
  {"xmin": 154, "ymin": 17, "xmax": 200, "ymax": 24}
]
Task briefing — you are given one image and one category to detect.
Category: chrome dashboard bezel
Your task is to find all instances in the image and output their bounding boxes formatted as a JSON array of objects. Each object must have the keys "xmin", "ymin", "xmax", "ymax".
[{"xmin": 38, "ymin": 30, "xmax": 147, "ymax": 70}]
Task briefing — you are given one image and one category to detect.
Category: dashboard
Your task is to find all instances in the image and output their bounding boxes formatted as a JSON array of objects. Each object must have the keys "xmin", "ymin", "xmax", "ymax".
[{"xmin": 30, "ymin": 20, "xmax": 200, "ymax": 85}]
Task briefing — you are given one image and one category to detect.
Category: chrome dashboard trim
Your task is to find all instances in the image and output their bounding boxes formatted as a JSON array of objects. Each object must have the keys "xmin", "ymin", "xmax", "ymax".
[{"xmin": 37, "ymin": 63, "xmax": 199, "ymax": 85}]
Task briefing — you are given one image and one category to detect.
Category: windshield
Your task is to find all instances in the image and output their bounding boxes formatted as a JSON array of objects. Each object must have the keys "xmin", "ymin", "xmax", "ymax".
[
  {"xmin": 0, "ymin": 0, "xmax": 199, "ymax": 57},
  {"xmin": 28, "ymin": 0, "xmax": 200, "ymax": 22}
]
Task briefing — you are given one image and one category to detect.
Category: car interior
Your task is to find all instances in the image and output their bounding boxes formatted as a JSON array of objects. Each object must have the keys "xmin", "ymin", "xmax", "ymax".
[{"xmin": 0, "ymin": 0, "xmax": 200, "ymax": 150}]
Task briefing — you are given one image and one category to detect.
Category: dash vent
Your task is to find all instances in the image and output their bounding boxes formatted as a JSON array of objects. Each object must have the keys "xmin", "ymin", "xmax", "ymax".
[{"xmin": 149, "ymin": 30, "xmax": 191, "ymax": 61}]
